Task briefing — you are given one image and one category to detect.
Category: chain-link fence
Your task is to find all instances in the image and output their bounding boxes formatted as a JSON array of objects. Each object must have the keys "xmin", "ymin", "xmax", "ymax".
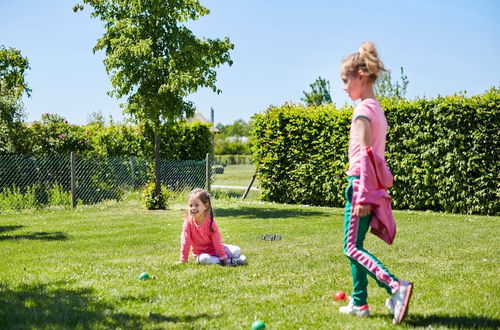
[{"xmin": 0, "ymin": 154, "xmax": 207, "ymax": 210}]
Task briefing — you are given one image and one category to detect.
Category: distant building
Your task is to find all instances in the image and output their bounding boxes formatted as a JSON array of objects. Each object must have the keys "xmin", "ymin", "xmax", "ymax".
[{"xmin": 186, "ymin": 110, "xmax": 219, "ymax": 133}]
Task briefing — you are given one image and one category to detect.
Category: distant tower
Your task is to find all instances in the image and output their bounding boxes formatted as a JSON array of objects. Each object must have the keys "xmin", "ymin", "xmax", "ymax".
[{"xmin": 210, "ymin": 107, "xmax": 214, "ymax": 123}]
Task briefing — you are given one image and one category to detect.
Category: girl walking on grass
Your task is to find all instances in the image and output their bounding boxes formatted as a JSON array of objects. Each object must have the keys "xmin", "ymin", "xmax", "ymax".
[
  {"xmin": 338, "ymin": 41, "xmax": 413, "ymax": 324},
  {"xmin": 179, "ymin": 188, "xmax": 246, "ymax": 266}
]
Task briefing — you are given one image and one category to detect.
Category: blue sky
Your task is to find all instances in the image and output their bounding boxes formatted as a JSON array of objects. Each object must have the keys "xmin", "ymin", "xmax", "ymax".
[{"xmin": 1, "ymin": 0, "xmax": 499, "ymax": 125}]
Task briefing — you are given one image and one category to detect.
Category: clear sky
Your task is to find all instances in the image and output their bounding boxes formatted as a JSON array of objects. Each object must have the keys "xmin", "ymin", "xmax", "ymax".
[{"xmin": 2, "ymin": 0, "xmax": 499, "ymax": 125}]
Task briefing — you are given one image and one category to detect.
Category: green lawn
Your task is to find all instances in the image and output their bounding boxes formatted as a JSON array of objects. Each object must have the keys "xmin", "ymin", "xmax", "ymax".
[
  {"xmin": 213, "ymin": 164, "xmax": 260, "ymax": 188},
  {"xmin": 1, "ymin": 197, "xmax": 499, "ymax": 329}
]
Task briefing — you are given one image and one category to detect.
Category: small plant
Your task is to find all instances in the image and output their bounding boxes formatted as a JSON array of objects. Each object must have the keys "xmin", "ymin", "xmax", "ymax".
[
  {"xmin": 47, "ymin": 183, "xmax": 71, "ymax": 207},
  {"xmin": 141, "ymin": 182, "xmax": 172, "ymax": 210},
  {"xmin": 0, "ymin": 185, "xmax": 38, "ymax": 211}
]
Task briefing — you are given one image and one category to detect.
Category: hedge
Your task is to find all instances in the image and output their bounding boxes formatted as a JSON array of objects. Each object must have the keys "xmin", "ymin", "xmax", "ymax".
[
  {"xmin": 0, "ymin": 117, "xmax": 213, "ymax": 161},
  {"xmin": 251, "ymin": 88, "xmax": 499, "ymax": 215},
  {"xmin": 251, "ymin": 103, "xmax": 352, "ymax": 206}
]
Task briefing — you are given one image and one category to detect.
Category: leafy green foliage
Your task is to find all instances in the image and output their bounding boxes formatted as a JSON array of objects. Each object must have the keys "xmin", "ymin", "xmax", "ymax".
[
  {"xmin": 214, "ymin": 137, "xmax": 250, "ymax": 155},
  {"xmin": 382, "ymin": 88, "xmax": 499, "ymax": 215},
  {"xmin": 75, "ymin": 0, "xmax": 233, "ymax": 128},
  {"xmin": 0, "ymin": 185, "xmax": 38, "ymax": 211},
  {"xmin": 301, "ymin": 76, "xmax": 332, "ymax": 106},
  {"xmin": 375, "ymin": 67, "xmax": 409, "ymax": 99},
  {"xmin": 214, "ymin": 155, "xmax": 252, "ymax": 165},
  {"xmin": 214, "ymin": 119, "xmax": 251, "ymax": 155},
  {"xmin": 0, "ymin": 113, "xmax": 212, "ymax": 159},
  {"xmin": 251, "ymin": 89, "xmax": 499, "ymax": 215},
  {"xmin": 29, "ymin": 114, "xmax": 92, "ymax": 155},
  {"xmin": 0, "ymin": 122, "xmax": 32, "ymax": 154},
  {"xmin": 140, "ymin": 121, "xmax": 213, "ymax": 160},
  {"xmin": 141, "ymin": 181, "xmax": 171, "ymax": 209},
  {"xmin": 85, "ymin": 121, "xmax": 141, "ymax": 157},
  {"xmin": 47, "ymin": 183, "xmax": 71, "ymax": 207},
  {"xmin": 0, "ymin": 45, "xmax": 31, "ymax": 123},
  {"xmin": 251, "ymin": 103, "xmax": 351, "ymax": 206},
  {"xmin": 75, "ymin": 0, "xmax": 233, "ymax": 202},
  {"xmin": 216, "ymin": 119, "xmax": 251, "ymax": 137}
]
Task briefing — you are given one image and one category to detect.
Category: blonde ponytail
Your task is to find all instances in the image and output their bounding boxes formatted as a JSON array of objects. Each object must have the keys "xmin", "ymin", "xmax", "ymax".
[{"xmin": 342, "ymin": 41, "xmax": 387, "ymax": 82}]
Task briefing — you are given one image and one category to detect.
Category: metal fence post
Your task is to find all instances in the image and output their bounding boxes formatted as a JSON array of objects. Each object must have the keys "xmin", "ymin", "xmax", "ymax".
[
  {"xmin": 70, "ymin": 152, "xmax": 77, "ymax": 209},
  {"xmin": 242, "ymin": 173, "xmax": 256, "ymax": 200},
  {"xmin": 130, "ymin": 156, "xmax": 136, "ymax": 188},
  {"xmin": 205, "ymin": 153, "xmax": 211, "ymax": 192}
]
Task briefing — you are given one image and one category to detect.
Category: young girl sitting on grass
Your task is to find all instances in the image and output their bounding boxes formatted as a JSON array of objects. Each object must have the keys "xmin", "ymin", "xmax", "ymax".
[{"xmin": 179, "ymin": 188, "xmax": 246, "ymax": 266}]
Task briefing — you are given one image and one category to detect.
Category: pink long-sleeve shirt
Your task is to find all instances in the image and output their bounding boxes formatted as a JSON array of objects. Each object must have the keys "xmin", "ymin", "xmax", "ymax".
[{"xmin": 179, "ymin": 215, "xmax": 228, "ymax": 263}]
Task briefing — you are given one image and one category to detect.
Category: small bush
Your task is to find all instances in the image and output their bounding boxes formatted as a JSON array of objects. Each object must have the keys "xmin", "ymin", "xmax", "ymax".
[
  {"xmin": 141, "ymin": 182, "xmax": 172, "ymax": 210},
  {"xmin": 0, "ymin": 185, "xmax": 38, "ymax": 211},
  {"xmin": 47, "ymin": 183, "xmax": 71, "ymax": 207}
]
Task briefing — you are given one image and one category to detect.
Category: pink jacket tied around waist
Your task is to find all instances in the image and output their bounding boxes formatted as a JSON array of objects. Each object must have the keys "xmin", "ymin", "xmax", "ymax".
[{"xmin": 352, "ymin": 146, "xmax": 396, "ymax": 244}]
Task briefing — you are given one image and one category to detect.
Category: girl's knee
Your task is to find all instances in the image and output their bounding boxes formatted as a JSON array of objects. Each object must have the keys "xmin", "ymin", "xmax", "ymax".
[{"xmin": 224, "ymin": 244, "xmax": 241, "ymax": 258}]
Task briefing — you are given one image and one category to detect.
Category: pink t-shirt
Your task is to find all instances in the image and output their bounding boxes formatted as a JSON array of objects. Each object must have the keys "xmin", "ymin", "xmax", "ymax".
[
  {"xmin": 347, "ymin": 98, "xmax": 387, "ymax": 177},
  {"xmin": 179, "ymin": 215, "xmax": 227, "ymax": 262}
]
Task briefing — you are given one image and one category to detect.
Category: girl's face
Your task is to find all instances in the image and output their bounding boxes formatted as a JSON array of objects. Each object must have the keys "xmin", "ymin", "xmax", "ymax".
[
  {"xmin": 188, "ymin": 196, "xmax": 208, "ymax": 221},
  {"xmin": 341, "ymin": 69, "xmax": 363, "ymax": 101}
]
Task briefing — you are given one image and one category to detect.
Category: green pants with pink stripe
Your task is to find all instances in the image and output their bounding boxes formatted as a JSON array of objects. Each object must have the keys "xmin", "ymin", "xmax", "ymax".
[{"xmin": 343, "ymin": 176, "xmax": 399, "ymax": 306}]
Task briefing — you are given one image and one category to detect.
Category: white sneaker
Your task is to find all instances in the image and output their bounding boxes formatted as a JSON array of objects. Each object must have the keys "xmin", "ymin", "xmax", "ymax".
[
  {"xmin": 235, "ymin": 255, "xmax": 247, "ymax": 265},
  {"xmin": 387, "ymin": 281, "xmax": 413, "ymax": 324},
  {"xmin": 339, "ymin": 297, "xmax": 370, "ymax": 317}
]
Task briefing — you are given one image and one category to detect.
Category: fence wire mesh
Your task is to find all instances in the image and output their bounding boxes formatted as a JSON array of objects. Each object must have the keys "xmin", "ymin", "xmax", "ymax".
[{"xmin": 0, "ymin": 154, "xmax": 207, "ymax": 210}]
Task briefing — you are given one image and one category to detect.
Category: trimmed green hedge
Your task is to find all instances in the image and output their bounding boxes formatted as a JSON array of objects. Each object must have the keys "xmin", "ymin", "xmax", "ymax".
[
  {"xmin": 251, "ymin": 103, "xmax": 352, "ymax": 206},
  {"xmin": 251, "ymin": 88, "xmax": 499, "ymax": 215},
  {"xmin": 0, "ymin": 118, "xmax": 213, "ymax": 161}
]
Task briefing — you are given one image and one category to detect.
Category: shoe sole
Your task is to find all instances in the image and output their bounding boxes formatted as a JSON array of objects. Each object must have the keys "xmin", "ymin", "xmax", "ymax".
[{"xmin": 394, "ymin": 282, "xmax": 413, "ymax": 324}]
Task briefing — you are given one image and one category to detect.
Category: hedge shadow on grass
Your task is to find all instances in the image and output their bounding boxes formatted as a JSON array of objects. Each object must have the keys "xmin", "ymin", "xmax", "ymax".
[
  {"xmin": 0, "ymin": 225, "xmax": 24, "ymax": 234},
  {"xmin": 0, "ymin": 231, "xmax": 68, "ymax": 241},
  {"xmin": 215, "ymin": 205, "xmax": 331, "ymax": 219},
  {"xmin": 0, "ymin": 282, "xmax": 214, "ymax": 328},
  {"xmin": 407, "ymin": 314, "xmax": 500, "ymax": 329}
]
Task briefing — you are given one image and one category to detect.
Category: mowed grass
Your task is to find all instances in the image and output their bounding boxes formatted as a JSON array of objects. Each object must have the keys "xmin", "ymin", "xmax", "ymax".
[
  {"xmin": 0, "ymin": 197, "xmax": 499, "ymax": 329},
  {"xmin": 213, "ymin": 164, "xmax": 260, "ymax": 188}
]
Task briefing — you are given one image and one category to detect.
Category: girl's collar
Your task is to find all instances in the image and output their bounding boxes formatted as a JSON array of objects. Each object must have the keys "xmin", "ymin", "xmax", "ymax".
[{"xmin": 189, "ymin": 214, "xmax": 209, "ymax": 226}]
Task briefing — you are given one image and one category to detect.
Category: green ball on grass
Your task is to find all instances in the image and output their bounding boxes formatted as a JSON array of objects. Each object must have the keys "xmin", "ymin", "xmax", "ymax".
[
  {"xmin": 138, "ymin": 272, "xmax": 150, "ymax": 280},
  {"xmin": 251, "ymin": 320, "xmax": 266, "ymax": 329}
]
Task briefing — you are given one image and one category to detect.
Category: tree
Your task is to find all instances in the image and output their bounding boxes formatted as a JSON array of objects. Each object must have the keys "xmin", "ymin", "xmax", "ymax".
[
  {"xmin": 216, "ymin": 119, "xmax": 251, "ymax": 138},
  {"xmin": 75, "ymin": 0, "xmax": 233, "ymax": 207},
  {"xmin": 301, "ymin": 76, "xmax": 332, "ymax": 106},
  {"xmin": 0, "ymin": 46, "xmax": 31, "ymax": 123},
  {"xmin": 214, "ymin": 119, "xmax": 251, "ymax": 155},
  {"xmin": 375, "ymin": 67, "xmax": 409, "ymax": 99}
]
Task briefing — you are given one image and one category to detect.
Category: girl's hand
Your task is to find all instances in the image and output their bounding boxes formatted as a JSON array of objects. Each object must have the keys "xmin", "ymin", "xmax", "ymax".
[{"xmin": 354, "ymin": 204, "xmax": 371, "ymax": 217}]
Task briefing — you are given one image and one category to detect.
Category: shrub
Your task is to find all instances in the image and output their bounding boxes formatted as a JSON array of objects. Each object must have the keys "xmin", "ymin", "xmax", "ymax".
[
  {"xmin": 141, "ymin": 181, "xmax": 172, "ymax": 210},
  {"xmin": 0, "ymin": 185, "xmax": 38, "ymax": 211},
  {"xmin": 251, "ymin": 89, "xmax": 499, "ymax": 215},
  {"xmin": 382, "ymin": 88, "xmax": 500, "ymax": 215},
  {"xmin": 214, "ymin": 154, "xmax": 253, "ymax": 165},
  {"xmin": 47, "ymin": 183, "xmax": 71, "ymax": 207},
  {"xmin": 84, "ymin": 122, "xmax": 140, "ymax": 157},
  {"xmin": 28, "ymin": 113, "xmax": 92, "ymax": 155},
  {"xmin": 140, "ymin": 122, "xmax": 213, "ymax": 160},
  {"xmin": 251, "ymin": 102, "xmax": 351, "ymax": 206}
]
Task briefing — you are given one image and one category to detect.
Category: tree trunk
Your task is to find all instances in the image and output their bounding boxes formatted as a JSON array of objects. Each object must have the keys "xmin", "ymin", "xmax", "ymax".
[{"xmin": 154, "ymin": 133, "xmax": 161, "ymax": 201}]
